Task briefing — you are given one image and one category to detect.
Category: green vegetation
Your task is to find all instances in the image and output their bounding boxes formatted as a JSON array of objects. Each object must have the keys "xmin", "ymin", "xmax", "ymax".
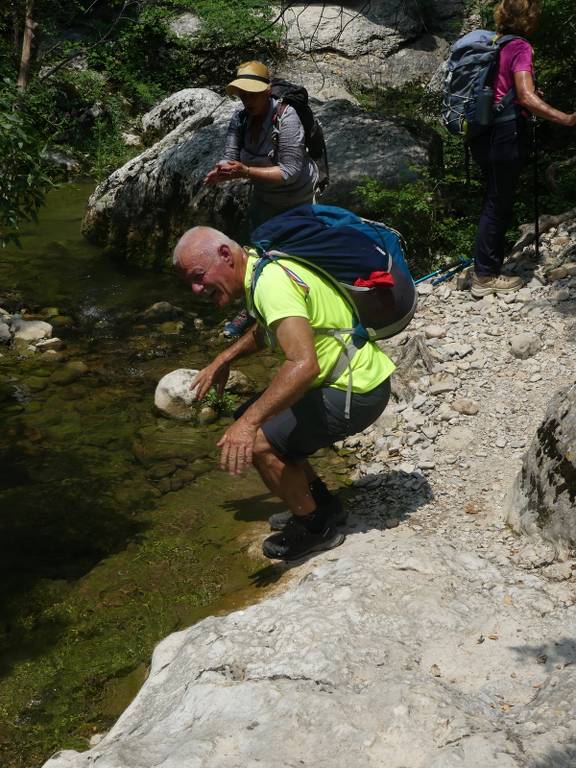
[
  {"xmin": 0, "ymin": 82, "xmax": 51, "ymax": 247},
  {"xmin": 0, "ymin": 0, "xmax": 280, "ymax": 244}
]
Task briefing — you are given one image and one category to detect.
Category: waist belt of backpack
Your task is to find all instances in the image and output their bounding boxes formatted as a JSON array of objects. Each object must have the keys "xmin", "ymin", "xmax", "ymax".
[
  {"xmin": 493, "ymin": 89, "xmax": 518, "ymax": 123},
  {"xmin": 316, "ymin": 323, "xmax": 369, "ymax": 420}
]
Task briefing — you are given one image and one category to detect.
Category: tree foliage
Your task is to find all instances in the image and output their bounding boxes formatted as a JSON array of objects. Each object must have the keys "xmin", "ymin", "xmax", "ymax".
[{"xmin": 0, "ymin": 82, "xmax": 51, "ymax": 247}]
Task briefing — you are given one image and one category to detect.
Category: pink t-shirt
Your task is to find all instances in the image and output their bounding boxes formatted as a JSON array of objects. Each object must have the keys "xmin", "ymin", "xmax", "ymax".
[{"xmin": 494, "ymin": 38, "xmax": 534, "ymax": 104}]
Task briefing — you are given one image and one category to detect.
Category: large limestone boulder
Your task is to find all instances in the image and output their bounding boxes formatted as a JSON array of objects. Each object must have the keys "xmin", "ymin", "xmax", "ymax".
[
  {"xmin": 140, "ymin": 88, "xmax": 223, "ymax": 144},
  {"xmin": 275, "ymin": 0, "xmax": 463, "ymax": 92},
  {"xmin": 82, "ymin": 89, "xmax": 439, "ymax": 269},
  {"xmin": 81, "ymin": 91, "xmax": 242, "ymax": 268},
  {"xmin": 505, "ymin": 385, "xmax": 576, "ymax": 558}
]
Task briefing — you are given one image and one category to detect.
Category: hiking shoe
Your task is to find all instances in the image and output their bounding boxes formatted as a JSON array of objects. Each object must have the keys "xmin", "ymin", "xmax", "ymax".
[
  {"xmin": 262, "ymin": 517, "xmax": 345, "ymax": 561},
  {"xmin": 470, "ymin": 272, "xmax": 523, "ymax": 299},
  {"xmin": 223, "ymin": 309, "xmax": 255, "ymax": 338},
  {"xmin": 268, "ymin": 496, "xmax": 347, "ymax": 531}
]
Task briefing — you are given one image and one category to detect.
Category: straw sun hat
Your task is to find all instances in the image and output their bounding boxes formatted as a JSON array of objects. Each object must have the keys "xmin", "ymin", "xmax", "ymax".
[{"xmin": 225, "ymin": 61, "xmax": 270, "ymax": 96}]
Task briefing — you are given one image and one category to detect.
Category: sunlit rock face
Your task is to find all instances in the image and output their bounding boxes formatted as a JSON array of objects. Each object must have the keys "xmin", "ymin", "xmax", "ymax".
[{"xmin": 506, "ymin": 385, "xmax": 576, "ymax": 558}]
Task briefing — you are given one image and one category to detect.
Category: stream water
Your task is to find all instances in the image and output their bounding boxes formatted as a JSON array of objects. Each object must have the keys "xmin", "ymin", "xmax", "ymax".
[{"xmin": 0, "ymin": 183, "xmax": 350, "ymax": 767}]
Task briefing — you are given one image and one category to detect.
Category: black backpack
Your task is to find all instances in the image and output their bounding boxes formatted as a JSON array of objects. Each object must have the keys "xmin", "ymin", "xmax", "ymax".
[{"xmin": 239, "ymin": 78, "xmax": 329, "ymax": 191}]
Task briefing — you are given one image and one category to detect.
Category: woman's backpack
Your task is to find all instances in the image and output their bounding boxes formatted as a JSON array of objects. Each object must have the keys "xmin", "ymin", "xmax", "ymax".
[
  {"xmin": 442, "ymin": 30, "xmax": 519, "ymax": 137},
  {"xmin": 238, "ymin": 79, "xmax": 330, "ymax": 192}
]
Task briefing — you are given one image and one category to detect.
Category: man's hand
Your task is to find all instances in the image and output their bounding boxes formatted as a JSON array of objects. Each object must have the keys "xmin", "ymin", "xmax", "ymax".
[
  {"xmin": 217, "ymin": 419, "xmax": 257, "ymax": 475},
  {"xmin": 193, "ymin": 358, "xmax": 230, "ymax": 401}
]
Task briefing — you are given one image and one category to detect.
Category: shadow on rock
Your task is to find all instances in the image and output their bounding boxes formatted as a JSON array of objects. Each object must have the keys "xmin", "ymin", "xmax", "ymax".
[
  {"xmin": 528, "ymin": 743, "xmax": 576, "ymax": 768},
  {"xmin": 511, "ymin": 636, "xmax": 576, "ymax": 673},
  {"xmin": 344, "ymin": 468, "xmax": 434, "ymax": 534}
]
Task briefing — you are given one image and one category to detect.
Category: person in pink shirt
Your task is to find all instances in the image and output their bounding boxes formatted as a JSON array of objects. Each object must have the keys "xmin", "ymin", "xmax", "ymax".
[{"xmin": 470, "ymin": 0, "xmax": 576, "ymax": 299}]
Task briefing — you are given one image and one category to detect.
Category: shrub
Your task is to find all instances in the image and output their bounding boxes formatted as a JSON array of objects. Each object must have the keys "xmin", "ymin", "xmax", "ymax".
[{"xmin": 0, "ymin": 82, "xmax": 51, "ymax": 247}]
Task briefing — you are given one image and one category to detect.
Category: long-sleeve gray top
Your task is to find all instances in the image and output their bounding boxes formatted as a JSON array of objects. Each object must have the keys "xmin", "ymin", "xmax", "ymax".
[{"xmin": 223, "ymin": 98, "xmax": 318, "ymax": 210}]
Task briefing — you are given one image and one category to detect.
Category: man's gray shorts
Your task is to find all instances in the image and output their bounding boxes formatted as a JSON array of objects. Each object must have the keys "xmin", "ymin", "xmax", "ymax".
[{"xmin": 236, "ymin": 378, "xmax": 391, "ymax": 460}]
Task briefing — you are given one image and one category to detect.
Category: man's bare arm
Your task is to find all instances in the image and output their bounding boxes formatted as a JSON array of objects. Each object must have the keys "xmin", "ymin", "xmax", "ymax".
[
  {"xmin": 217, "ymin": 315, "xmax": 320, "ymax": 474},
  {"xmin": 193, "ymin": 322, "xmax": 265, "ymax": 400},
  {"xmin": 239, "ymin": 315, "xmax": 320, "ymax": 428}
]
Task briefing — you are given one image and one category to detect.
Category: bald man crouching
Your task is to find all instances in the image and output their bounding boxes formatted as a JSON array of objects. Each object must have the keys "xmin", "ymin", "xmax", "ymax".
[{"xmin": 173, "ymin": 226, "xmax": 395, "ymax": 561}]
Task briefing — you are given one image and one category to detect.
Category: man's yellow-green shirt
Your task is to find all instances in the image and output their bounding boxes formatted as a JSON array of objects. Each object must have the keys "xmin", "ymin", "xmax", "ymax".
[{"xmin": 244, "ymin": 250, "xmax": 395, "ymax": 393}]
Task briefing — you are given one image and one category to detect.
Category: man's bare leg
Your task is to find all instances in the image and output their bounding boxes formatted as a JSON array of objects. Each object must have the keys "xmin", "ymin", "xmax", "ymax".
[{"xmin": 252, "ymin": 429, "xmax": 316, "ymax": 517}]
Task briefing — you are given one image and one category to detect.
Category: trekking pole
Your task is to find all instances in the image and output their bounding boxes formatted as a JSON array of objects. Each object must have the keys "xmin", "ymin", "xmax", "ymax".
[
  {"xmin": 415, "ymin": 257, "xmax": 472, "ymax": 285},
  {"xmin": 431, "ymin": 258, "xmax": 472, "ymax": 286},
  {"xmin": 531, "ymin": 115, "xmax": 540, "ymax": 262}
]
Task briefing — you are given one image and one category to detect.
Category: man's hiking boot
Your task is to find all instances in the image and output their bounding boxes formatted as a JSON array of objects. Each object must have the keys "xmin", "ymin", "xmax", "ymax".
[
  {"xmin": 223, "ymin": 308, "xmax": 255, "ymax": 338},
  {"xmin": 268, "ymin": 496, "xmax": 347, "ymax": 531},
  {"xmin": 268, "ymin": 478, "xmax": 347, "ymax": 531},
  {"xmin": 471, "ymin": 272, "xmax": 523, "ymax": 299},
  {"xmin": 262, "ymin": 516, "xmax": 345, "ymax": 561}
]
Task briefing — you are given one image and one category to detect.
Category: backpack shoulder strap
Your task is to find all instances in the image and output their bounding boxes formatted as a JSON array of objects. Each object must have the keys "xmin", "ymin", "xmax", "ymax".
[{"xmin": 237, "ymin": 107, "xmax": 248, "ymax": 150}]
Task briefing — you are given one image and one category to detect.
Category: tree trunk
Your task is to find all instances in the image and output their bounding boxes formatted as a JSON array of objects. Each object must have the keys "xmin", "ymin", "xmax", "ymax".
[
  {"xmin": 505, "ymin": 385, "xmax": 576, "ymax": 558},
  {"xmin": 11, "ymin": 0, "xmax": 21, "ymax": 63},
  {"xmin": 17, "ymin": 0, "xmax": 36, "ymax": 91}
]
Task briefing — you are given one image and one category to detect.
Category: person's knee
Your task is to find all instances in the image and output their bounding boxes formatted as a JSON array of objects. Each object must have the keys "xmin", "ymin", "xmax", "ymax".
[{"xmin": 252, "ymin": 429, "xmax": 279, "ymax": 467}]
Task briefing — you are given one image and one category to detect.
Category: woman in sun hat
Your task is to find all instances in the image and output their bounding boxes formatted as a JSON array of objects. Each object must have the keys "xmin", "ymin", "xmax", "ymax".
[{"xmin": 204, "ymin": 60, "xmax": 318, "ymax": 229}]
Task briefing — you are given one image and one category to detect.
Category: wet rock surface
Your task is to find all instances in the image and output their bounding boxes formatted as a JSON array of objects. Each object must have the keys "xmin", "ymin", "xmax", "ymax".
[{"xmin": 43, "ymin": 216, "xmax": 576, "ymax": 768}]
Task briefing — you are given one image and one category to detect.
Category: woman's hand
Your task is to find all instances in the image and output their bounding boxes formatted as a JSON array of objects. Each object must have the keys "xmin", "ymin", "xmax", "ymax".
[
  {"xmin": 192, "ymin": 358, "xmax": 231, "ymax": 401},
  {"xmin": 203, "ymin": 161, "xmax": 249, "ymax": 186},
  {"xmin": 216, "ymin": 160, "xmax": 250, "ymax": 180}
]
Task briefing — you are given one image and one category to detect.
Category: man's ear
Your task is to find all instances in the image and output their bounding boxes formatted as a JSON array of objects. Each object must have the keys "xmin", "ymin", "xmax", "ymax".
[{"xmin": 218, "ymin": 243, "xmax": 234, "ymax": 266}]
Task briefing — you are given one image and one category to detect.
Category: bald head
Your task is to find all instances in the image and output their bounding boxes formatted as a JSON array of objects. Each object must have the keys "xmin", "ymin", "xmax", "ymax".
[
  {"xmin": 173, "ymin": 226, "xmax": 238, "ymax": 269},
  {"xmin": 173, "ymin": 226, "xmax": 247, "ymax": 306}
]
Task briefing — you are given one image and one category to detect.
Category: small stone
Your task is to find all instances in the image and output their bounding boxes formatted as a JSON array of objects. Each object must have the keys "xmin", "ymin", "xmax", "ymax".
[
  {"xmin": 495, "ymin": 436, "xmax": 507, "ymax": 448},
  {"xmin": 412, "ymin": 393, "xmax": 427, "ymax": 409},
  {"xmin": 421, "ymin": 425, "xmax": 439, "ymax": 440},
  {"xmin": 424, "ymin": 324, "xmax": 446, "ymax": 339},
  {"xmin": 417, "ymin": 283, "xmax": 433, "ymax": 296},
  {"xmin": 35, "ymin": 337, "xmax": 65, "ymax": 352},
  {"xmin": 551, "ymin": 288, "xmax": 571, "ymax": 302},
  {"xmin": 438, "ymin": 427, "xmax": 474, "ymax": 453},
  {"xmin": 509, "ymin": 333, "xmax": 542, "ymax": 359},
  {"xmin": 452, "ymin": 398, "xmax": 480, "ymax": 416},
  {"xmin": 429, "ymin": 374, "xmax": 457, "ymax": 395}
]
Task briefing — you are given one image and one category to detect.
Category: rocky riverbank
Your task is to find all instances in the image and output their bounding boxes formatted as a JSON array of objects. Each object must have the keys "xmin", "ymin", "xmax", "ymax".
[{"xmin": 44, "ymin": 216, "xmax": 576, "ymax": 768}]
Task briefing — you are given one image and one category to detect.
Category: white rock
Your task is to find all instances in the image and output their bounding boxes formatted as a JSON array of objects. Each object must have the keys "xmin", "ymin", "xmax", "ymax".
[
  {"xmin": 12, "ymin": 318, "xmax": 52, "ymax": 342},
  {"xmin": 154, "ymin": 368, "xmax": 200, "ymax": 420},
  {"xmin": 0, "ymin": 322, "xmax": 10, "ymax": 342}
]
